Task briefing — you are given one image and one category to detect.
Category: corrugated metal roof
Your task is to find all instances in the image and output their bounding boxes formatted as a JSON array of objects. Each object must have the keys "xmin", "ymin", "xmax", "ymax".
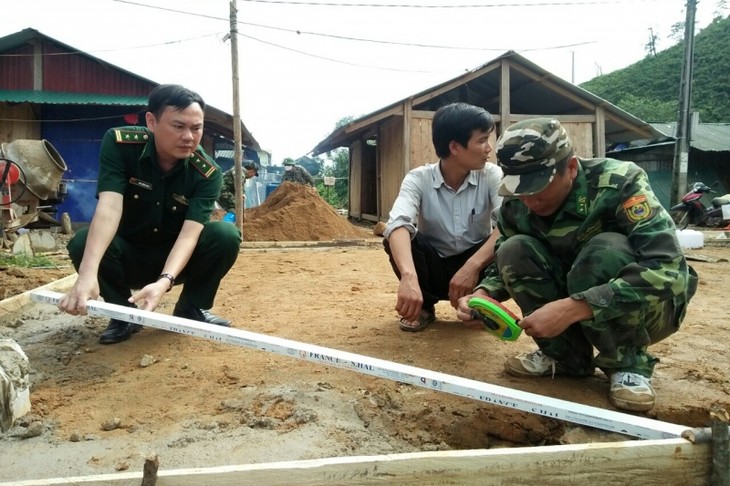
[
  {"xmin": 0, "ymin": 89, "xmax": 147, "ymax": 106},
  {"xmin": 650, "ymin": 122, "xmax": 730, "ymax": 152}
]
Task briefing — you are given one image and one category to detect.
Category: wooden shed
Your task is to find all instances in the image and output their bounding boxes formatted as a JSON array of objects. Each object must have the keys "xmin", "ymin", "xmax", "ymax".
[
  {"xmin": 0, "ymin": 28, "xmax": 263, "ymax": 223},
  {"xmin": 312, "ymin": 51, "xmax": 664, "ymax": 223}
]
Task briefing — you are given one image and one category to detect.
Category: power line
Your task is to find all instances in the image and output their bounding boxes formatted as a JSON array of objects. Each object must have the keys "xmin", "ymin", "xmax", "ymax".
[
  {"xmin": 239, "ymin": 0, "xmax": 660, "ymax": 7},
  {"xmin": 239, "ymin": 31, "xmax": 441, "ymax": 72},
  {"xmin": 240, "ymin": 31, "xmax": 593, "ymax": 72},
  {"xmin": 111, "ymin": 0, "xmax": 597, "ymax": 53},
  {"xmin": 0, "ymin": 32, "xmax": 224, "ymax": 58}
]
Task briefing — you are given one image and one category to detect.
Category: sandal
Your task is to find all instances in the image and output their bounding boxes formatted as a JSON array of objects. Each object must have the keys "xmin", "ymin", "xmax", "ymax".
[{"xmin": 399, "ymin": 309, "xmax": 436, "ymax": 332}]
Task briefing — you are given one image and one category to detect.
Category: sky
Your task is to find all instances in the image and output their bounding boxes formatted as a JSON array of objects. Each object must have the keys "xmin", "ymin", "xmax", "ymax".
[{"xmin": 2, "ymin": 0, "xmax": 724, "ymax": 165}]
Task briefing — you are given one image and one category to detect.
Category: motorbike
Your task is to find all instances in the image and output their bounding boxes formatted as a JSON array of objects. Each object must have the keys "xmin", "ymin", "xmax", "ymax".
[{"xmin": 670, "ymin": 181, "xmax": 730, "ymax": 229}]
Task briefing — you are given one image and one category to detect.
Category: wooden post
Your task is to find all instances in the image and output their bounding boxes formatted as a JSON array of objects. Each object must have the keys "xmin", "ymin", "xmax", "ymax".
[
  {"xmin": 710, "ymin": 406, "xmax": 729, "ymax": 486},
  {"xmin": 230, "ymin": 0, "xmax": 244, "ymax": 230}
]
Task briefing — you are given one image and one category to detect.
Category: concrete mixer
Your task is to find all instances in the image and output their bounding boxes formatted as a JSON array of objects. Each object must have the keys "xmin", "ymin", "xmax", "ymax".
[{"xmin": 0, "ymin": 139, "xmax": 68, "ymax": 236}]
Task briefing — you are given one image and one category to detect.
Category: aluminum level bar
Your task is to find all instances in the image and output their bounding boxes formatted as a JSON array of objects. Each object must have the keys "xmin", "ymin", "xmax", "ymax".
[{"xmin": 31, "ymin": 290, "xmax": 690, "ymax": 440}]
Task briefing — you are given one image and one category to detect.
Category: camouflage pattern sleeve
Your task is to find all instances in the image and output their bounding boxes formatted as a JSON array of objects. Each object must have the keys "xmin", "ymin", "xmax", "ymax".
[
  {"xmin": 474, "ymin": 158, "xmax": 694, "ymax": 317},
  {"xmin": 217, "ymin": 169, "xmax": 237, "ymax": 211},
  {"xmin": 571, "ymin": 162, "xmax": 691, "ymax": 324},
  {"xmin": 282, "ymin": 165, "xmax": 315, "ymax": 186},
  {"xmin": 473, "ymin": 224, "xmax": 512, "ymax": 301}
]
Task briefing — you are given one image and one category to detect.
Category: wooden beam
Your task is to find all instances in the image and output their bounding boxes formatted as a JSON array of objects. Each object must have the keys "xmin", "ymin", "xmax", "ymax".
[
  {"xmin": 412, "ymin": 63, "xmax": 500, "ymax": 106},
  {"xmin": 507, "ymin": 61, "xmax": 595, "ymax": 111},
  {"xmin": 509, "ymin": 114, "xmax": 596, "ymax": 123},
  {"xmin": 403, "ymin": 98, "xmax": 412, "ymax": 173},
  {"xmin": 499, "ymin": 59, "xmax": 511, "ymax": 134},
  {"xmin": 603, "ymin": 111, "xmax": 656, "ymax": 140},
  {"xmin": 344, "ymin": 105, "xmax": 404, "ymax": 135},
  {"xmin": 594, "ymin": 106, "xmax": 606, "ymax": 157},
  {"xmin": 7, "ymin": 439, "xmax": 710, "ymax": 485}
]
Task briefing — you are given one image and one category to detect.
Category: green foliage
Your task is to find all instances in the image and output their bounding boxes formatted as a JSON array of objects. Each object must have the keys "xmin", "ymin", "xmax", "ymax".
[
  {"xmin": 580, "ymin": 15, "xmax": 730, "ymax": 123},
  {"xmin": 615, "ymin": 93, "xmax": 677, "ymax": 122},
  {"xmin": 316, "ymin": 148, "xmax": 349, "ymax": 209},
  {"xmin": 297, "ymin": 157, "xmax": 323, "ymax": 177},
  {"xmin": 0, "ymin": 252, "xmax": 54, "ymax": 268}
]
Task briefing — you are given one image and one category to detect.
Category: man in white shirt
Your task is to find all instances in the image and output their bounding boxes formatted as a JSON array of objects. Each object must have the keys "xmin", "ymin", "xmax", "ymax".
[{"xmin": 383, "ymin": 102, "xmax": 503, "ymax": 331}]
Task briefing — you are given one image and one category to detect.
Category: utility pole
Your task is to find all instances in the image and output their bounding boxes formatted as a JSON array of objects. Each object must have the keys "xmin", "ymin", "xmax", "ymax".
[
  {"xmin": 671, "ymin": 0, "xmax": 697, "ymax": 205},
  {"xmin": 230, "ymin": 0, "xmax": 244, "ymax": 231},
  {"xmin": 571, "ymin": 51, "xmax": 575, "ymax": 84}
]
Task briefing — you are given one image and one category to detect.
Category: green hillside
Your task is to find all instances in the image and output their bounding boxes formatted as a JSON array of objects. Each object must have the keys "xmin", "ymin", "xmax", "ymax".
[{"xmin": 580, "ymin": 15, "xmax": 730, "ymax": 122}]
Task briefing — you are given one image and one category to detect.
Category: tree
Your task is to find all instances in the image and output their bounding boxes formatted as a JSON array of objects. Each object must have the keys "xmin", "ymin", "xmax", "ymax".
[
  {"xmin": 645, "ymin": 27, "xmax": 658, "ymax": 57},
  {"xmin": 316, "ymin": 148, "xmax": 349, "ymax": 209},
  {"xmin": 315, "ymin": 116, "xmax": 356, "ymax": 209},
  {"xmin": 616, "ymin": 94, "xmax": 677, "ymax": 122}
]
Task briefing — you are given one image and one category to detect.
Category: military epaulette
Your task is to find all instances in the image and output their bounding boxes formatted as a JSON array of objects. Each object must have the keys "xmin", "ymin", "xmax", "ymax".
[
  {"xmin": 189, "ymin": 149, "xmax": 217, "ymax": 178},
  {"xmin": 114, "ymin": 129, "xmax": 150, "ymax": 144}
]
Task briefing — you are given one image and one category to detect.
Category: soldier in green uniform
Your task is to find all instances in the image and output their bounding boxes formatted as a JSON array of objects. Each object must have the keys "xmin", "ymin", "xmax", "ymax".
[
  {"xmin": 456, "ymin": 118, "xmax": 698, "ymax": 412},
  {"xmin": 58, "ymin": 84, "xmax": 242, "ymax": 344},
  {"xmin": 282, "ymin": 159, "xmax": 314, "ymax": 186},
  {"xmin": 218, "ymin": 162, "xmax": 258, "ymax": 212}
]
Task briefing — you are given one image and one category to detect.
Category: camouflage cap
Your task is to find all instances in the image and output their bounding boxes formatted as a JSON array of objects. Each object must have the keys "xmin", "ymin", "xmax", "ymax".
[
  {"xmin": 243, "ymin": 162, "xmax": 258, "ymax": 176},
  {"xmin": 496, "ymin": 118, "xmax": 572, "ymax": 196}
]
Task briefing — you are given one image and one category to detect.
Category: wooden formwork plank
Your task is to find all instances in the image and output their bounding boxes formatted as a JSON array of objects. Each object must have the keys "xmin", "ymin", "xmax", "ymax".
[{"xmin": 3, "ymin": 439, "xmax": 710, "ymax": 486}]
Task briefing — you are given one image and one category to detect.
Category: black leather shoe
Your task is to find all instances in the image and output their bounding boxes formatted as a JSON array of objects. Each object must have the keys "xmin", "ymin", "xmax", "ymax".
[
  {"xmin": 99, "ymin": 319, "xmax": 142, "ymax": 345},
  {"xmin": 173, "ymin": 304, "xmax": 231, "ymax": 327}
]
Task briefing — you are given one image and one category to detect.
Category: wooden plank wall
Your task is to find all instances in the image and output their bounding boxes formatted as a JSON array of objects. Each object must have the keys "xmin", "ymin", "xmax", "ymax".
[
  {"xmin": 378, "ymin": 116, "xmax": 405, "ymax": 220},
  {"xmin": 563, "ymin": 122, "xmax": 594, "ymax": 158},
  {"xmin": 349, "ymin": 140, "xmax": 363, "ymax": 218},
  {"xmin": 409, "ymin": 112, "xmax": 436, "ymax": 169},
  {"xmin": 0, "ymin": 103, "xmax": 40, "ymax": 143}
]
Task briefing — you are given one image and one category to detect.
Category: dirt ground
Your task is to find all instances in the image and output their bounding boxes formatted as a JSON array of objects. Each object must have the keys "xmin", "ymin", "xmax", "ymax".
[{"xmin": 1, "ymin": 183, "xmax": 730, "ymax": 482}]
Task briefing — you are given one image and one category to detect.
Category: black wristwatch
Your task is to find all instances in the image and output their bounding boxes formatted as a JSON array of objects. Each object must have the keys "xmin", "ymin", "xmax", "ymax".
[{"xmin": 157, "ymin": 273, "xmax": 175, "ymax": 292}]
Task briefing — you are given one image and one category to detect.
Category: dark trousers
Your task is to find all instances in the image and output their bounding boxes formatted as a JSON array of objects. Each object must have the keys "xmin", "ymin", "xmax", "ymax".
[
  {"xmin": 67, "ymin": 221, "xmax": 241, "ymax": 309},
  {"xmin": 383, "ymin": 232, "xmax": 487, "ymax": 311}
]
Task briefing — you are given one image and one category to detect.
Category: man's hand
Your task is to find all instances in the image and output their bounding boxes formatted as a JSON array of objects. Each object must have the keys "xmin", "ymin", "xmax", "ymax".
[
  {"xmin": 518, "ymin": 298, "xmax": 593, "ymax": 338},
  {"xmin": 448, "ymin": 264, "xmax": 480, "ymax": 309},
  {"xmin": 395, "ymin": 274, "xmax": 423, "ymax": 322},
  {"xmin": 129, "ymin": 280, "xmax": 169, "ymax": 312},
  {"xmin": 456, "ymin": 291, "xmax": 495, "ymax": 329},
  {"xmin": 58, "ymin": 276, "xmax": 100, "ymax": 316}
]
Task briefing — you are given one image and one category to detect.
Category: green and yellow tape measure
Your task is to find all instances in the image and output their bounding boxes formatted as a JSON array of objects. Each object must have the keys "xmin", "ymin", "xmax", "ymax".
[{"xmin": 467, "ymin": 297, "xmax": 522, "ymax": 341}]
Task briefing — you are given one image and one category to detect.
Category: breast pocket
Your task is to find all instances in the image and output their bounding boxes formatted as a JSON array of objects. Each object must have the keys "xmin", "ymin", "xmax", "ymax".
[
  {"xmin": 125, "ymin": 187, "xmax": 155, "ymax": 212},
  {"xmin": 164, "ymin": 194, "xmax": 189, "ymax": 228},
  {"xmin": 467, "ymin": 209, "xmax": 493, "ymax": 238}
]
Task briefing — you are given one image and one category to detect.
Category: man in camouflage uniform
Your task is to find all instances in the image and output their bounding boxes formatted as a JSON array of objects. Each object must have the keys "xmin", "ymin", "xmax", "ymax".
[
  {"xmin": 218, "ymin": 162, "xmax": 257, "ymax": 211},
  {"xmin": 59, "ymin": 85, "xmax": 241, "ymax": 344},
  {"xmin": 456, "ymin": 118, "xmax": 697, "ymax": 412},
  {"xmin": 282, "ymin": 159, "xmax": 314, "ymax": 186}
]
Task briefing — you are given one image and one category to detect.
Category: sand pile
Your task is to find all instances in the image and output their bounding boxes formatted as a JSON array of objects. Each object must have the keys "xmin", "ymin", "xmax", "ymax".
[{"xmin": 241, "ymin": 182, "xmax": 368, "ymax": 241}]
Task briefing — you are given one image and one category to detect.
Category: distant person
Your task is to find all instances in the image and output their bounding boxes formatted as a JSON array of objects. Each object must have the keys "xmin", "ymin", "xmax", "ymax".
[
  {"xmin": 456, "ymin": 117, "xmax": 698, "ymax": 411},
  {"xmin": 281, "ymin": 159, "xmax": 314, "ymax": 186},
  {"xmin": 219, "ymin": 162, "xmax": 259, "ymax": 211},
  {"xmin": 383, "ymin": 102, "xmax": 503, "ymax": 332},
  {"xmin": 58, "ymin": 84, "xmax": 241, "ymax": 344},
  {"xmin": 243, "ymin": 162, "xmax": 263, "ymax": 208}
]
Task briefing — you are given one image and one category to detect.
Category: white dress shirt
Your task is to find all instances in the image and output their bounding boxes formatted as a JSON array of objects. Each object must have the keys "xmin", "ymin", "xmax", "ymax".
[{"xmin": 384, "ymin": 161, "xmax": 503, "ymax": 258}]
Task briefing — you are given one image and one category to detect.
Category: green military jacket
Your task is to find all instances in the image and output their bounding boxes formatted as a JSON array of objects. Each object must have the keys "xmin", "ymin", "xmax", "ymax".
[
  {"xmin": 282, "ymin": 164, "xmax": 314, "ymax": 186},
  {"xmin": 477, "ymin": 157, "xmax": 695, "ymax": 324},
  {"xmin": 96, "ymin": 126, "xmax": 222, "ymax": 245},
  {"xmin": 218, "ymin": 168, "xmax": 246, "ymax": 212}
]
